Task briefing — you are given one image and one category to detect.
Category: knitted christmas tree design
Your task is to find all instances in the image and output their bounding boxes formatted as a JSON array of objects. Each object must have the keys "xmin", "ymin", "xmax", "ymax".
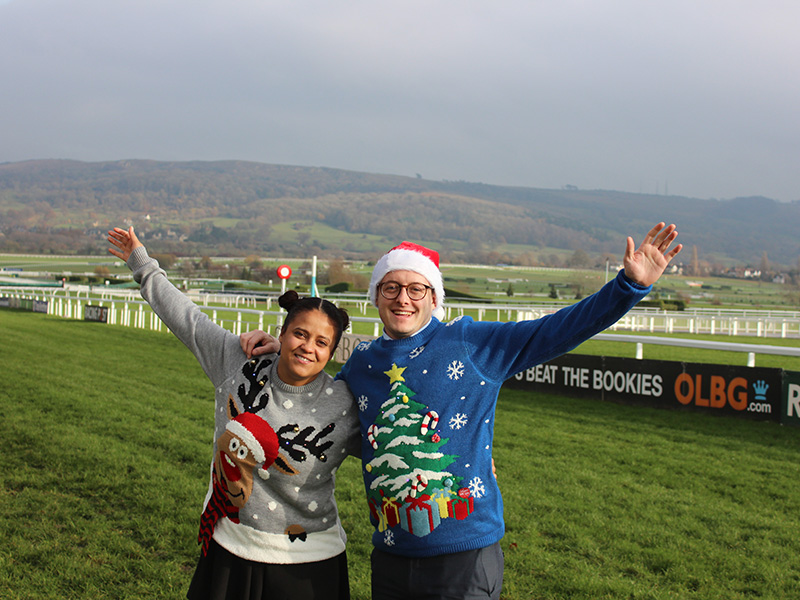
[{"xmin": 366, "ymin": 363, "xmax": 474, "ymax": 539}]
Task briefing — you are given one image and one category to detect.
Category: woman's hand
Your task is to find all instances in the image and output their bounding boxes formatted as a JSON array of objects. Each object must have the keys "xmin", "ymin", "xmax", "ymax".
[{"xmin": 108, "ymin": 226, "xmax": 143, "ymax": 263}]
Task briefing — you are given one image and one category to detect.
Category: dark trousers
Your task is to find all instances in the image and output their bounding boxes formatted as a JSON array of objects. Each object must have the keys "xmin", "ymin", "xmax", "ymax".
[
  {"xmin": 187, "ymin": 539, "xmax": 350, "ymax": 600},
  {"xmin": 371, "ymin": 542, "xmax": 503, "ymax": 600}
]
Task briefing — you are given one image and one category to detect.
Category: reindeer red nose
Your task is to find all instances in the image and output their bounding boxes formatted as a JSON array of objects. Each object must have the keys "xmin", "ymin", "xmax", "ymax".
[{"xmin": 221, "ymin": 451, "xmax": 242, "ymax": 481}]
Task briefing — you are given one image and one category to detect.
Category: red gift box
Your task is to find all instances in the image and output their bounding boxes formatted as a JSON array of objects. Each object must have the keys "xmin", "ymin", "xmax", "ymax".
[
  {"xmin": 382, "ymin": 496, "xmax": 401, "ymax": 528},
  {"xmin": 447, "ymin": 487, "xmax": 474, "ymax": 521},
  {"xmin": 369, "ymin": 497, "xmax": 380, "ymax": 522}
]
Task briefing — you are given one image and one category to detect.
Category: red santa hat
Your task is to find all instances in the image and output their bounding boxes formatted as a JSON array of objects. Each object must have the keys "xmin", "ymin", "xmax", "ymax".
[
  {"xmin": 369, "ymin": 241, "xmax": 445, "ymax": 320},
  {"xmin": 226, "ymin": 412, "xmax": 279, "ymax": 467}
]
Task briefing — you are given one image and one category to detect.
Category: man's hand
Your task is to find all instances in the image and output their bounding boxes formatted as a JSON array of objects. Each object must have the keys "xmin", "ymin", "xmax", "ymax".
[
  {"xmin": 241, "ymin": 329, "xmax": 280, "ymax": 358},
  {"xmin": 623, "ymin": 222, "xmax": 683, "ymax": 287}
]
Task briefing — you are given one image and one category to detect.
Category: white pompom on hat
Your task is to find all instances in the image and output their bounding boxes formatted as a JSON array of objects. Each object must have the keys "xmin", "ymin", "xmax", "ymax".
[{"xmin": 369, "ymin": 241, "xmax": 445, "ymax": 321}]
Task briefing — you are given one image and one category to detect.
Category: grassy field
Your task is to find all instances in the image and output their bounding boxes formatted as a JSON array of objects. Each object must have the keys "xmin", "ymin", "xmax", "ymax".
[
  {"xmin": 2, "ymin": 309, "xmax": 800, "ymax": 599},
  {"xmin": 574, "ymin": 333, "xmax": 800, "ymax": 370}
]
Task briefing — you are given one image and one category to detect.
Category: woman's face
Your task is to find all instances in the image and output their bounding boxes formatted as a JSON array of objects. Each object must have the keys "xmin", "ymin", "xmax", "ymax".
[{"xmin": 277, "ymin": 309, "xmax": 336, "ymax": 387}]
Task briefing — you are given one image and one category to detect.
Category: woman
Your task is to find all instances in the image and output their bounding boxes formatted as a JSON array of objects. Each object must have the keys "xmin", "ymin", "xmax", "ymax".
[{"xmin": 108, "ymin": 227, "xmax": 359, "ymax": 600}]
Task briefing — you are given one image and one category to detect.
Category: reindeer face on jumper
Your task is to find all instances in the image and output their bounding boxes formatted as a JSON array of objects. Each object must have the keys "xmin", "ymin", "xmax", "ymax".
[
  {"xmin": 214, "ymin": 357, "xmax": 337, "ymax": 510},
  {"xmin": 214, "ymin": 412, "xmax": 279, "ymax": 508}
]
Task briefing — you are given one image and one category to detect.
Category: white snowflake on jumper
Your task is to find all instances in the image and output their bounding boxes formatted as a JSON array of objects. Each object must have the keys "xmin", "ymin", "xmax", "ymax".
[
  {"xmin": 449, "ymin": 412, "xmax": 468, "ymax": 430},
  {"xmin": 447, "ymin": 360, "xmax": 465, "ymax": 380},
  {"xmin": 384, "ymin": 530, "xmax": 395, "ymax": 547},
  {"xmin": 468, "ymin": 476, "xmax": 486, "ymax": 498},
  {"xmin": 446, "ymin": 316, "xmax": 464, "ymax": 327},
  {"xmin": 409, "ymin": 345, "xmax": 425, "ymax": 359},
  {"xmin": 358, "ymin": 395, "xmax": 369, "ymax": 412}
]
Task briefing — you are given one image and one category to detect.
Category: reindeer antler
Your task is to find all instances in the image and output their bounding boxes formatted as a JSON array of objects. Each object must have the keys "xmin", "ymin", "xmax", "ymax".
[
  {"xmin": 277, "ymin": 423, "xmax": 336, "ymax": 463},
  {"xmin": 237, "ymin": 358, "xmax": 273, "ymax": 412}
]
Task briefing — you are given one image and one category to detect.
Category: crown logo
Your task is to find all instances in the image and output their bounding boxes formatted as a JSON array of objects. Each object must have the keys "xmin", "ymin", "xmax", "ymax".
[{"xmin": 752, "ymin": 380, "xmax": 769, "ymax": 401}]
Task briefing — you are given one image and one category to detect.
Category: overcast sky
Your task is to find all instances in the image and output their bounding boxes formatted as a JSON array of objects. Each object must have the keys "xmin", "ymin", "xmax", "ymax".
[{"xmin": 1, "ymin": 0, "xmax": 798, "ymax": 201}]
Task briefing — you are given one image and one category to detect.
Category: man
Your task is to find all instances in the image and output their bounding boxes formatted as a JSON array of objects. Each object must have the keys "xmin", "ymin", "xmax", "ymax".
[{"xmin": 243, "ymin": 222, "xmax": 682, "ymax": 599}]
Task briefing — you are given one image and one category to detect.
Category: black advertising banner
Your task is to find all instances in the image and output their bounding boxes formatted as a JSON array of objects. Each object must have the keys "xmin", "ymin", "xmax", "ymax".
[
  {"xmin": 506, "ymin": 354, "xmax": 782, "ymax": 422},
  {"xmin": 781, "ymin": 371, "xmax": 800, "ymax": 427},
  {"xmin": 84, "ymin": 305, "xmax": 109, "ymax": 323}
]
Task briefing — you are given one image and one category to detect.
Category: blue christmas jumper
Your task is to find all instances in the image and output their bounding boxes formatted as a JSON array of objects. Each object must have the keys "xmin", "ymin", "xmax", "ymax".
[{"xmin": 337, "ymin": 270, "xmax": 650, "ymax": 558}]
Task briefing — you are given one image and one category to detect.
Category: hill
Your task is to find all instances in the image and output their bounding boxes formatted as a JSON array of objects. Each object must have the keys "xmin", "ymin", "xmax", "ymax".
[{"xmin": 1, "ymin": 159, "xmax": 798, "ymax": 266}]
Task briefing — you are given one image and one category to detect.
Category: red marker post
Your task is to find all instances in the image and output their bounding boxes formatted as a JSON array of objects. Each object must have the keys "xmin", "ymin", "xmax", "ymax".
[{"xmin": 277, "ymin": 264, "xmax": 292, "ymax": 294}]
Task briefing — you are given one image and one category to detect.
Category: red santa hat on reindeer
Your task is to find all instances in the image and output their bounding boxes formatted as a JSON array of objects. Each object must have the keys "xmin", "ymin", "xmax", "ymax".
[
  {"xmin": 226, "ymin": 412, "xmax": 279, "ymax": 468},
  {"xmin": 369, "ymin": 241, "xmax": 445, "ymax": 321}
]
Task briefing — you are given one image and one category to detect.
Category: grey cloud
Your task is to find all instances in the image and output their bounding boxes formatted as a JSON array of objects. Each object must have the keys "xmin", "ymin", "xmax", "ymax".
[{"xmin": 1, "ymin": 0, "xmax": 798, "ymax": 200}]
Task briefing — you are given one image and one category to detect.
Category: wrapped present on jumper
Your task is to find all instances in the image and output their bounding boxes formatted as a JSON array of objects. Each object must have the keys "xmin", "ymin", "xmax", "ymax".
[
  {"xmin": 447, "ymin": 487, "xmax": 474, "ymax": 521},
  {"xmin": 429, "ymin": 486, "xmax": 453, "ymax": 519},
  {"xmin": 368, "ymin": 496, "xmax": 389, "ymax": 532},
  {"xmin": 368, "ymin": 496, "xmax": 379, "ymax": 521},
  {"xmin": 381, "ymin": 496, "xmax": 402, "ymax": 529},
  {"xmin": 399, "ymin": 495, "xmax": 441, "ymax": 537}
]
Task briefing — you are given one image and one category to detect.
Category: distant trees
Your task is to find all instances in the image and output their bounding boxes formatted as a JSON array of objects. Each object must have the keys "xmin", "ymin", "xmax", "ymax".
[
  {"xmin": 244, "ymin": 255, "xmax": 262, "ymax": 269},
  {"xmin": 760, "ymin": 252, "xmax": 771, "ymax": 281},
  {"xmin": 152, "ymin": 253, "xmax": 177, "ymax": 269},
  {"xmin": 2, "ymin": 159, "xmax": 797, "ymax": 268},
  {"xmin": 687, "ymin": 245, "xmax": 701, "ymax": 276},
  {"xmin": 327, "ymin": 259, "xmax": 368, "ymax": 291},
  {"xmin": 566, "ymin": 249, "xmax": 590, "ymax": 268}
]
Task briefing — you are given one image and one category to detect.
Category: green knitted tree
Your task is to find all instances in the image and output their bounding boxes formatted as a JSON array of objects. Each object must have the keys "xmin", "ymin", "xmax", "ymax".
[{"xmin": 365, "ymin": 363, "xmax": 460, "ymax": 502}]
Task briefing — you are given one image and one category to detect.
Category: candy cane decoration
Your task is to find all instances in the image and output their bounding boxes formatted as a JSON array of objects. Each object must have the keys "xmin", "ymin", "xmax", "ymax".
[
  {"xmin": 408, "ymin": 474, "xmax": 428, "ymax": 499},
  {"xmin": 420, "ymin": 411, "xmax": 439, "ymax": 435},
  {"xmin": 367, "ymin": 424, "xmax": 379, "ymax": 449}
]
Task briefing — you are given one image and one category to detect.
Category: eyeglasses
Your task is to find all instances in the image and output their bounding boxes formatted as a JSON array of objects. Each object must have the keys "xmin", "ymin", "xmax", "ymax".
[{"xmin": 379, "ymin": 281, "xmax": 433, "ymax": 301}]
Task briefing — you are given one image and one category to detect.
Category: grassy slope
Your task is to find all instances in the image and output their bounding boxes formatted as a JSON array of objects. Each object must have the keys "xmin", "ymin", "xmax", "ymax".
[{"xmin": 1, "ymin": 309, "xmax": 799, "ymax": 599}]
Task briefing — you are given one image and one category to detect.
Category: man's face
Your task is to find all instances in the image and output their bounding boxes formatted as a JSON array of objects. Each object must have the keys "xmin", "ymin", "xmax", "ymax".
[{"xmin": 376, "ymin": 270, "xmax": 435, "ymax": 339}]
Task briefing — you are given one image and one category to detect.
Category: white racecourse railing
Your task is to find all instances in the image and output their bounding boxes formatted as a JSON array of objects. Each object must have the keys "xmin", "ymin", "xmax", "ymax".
[{"xmin": 4, "ymin": 287, "xmax": 800, "ymax": 367}]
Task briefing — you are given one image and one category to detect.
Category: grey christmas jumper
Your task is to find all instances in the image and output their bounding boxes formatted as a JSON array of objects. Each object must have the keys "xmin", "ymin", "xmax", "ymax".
[{"xmin": 128, "ymin": 246, "xmax": 360, "ymax": 564}]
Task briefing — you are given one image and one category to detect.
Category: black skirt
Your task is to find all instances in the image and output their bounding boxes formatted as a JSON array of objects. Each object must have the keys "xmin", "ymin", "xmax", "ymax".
[{"xmin": 187, "ymin": 539, "xmax": 350, "ymax": 600}]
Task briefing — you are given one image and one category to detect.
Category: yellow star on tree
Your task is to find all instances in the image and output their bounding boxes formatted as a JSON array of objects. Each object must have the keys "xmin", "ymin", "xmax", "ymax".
[{"xmin": 384, "ymin": 363, "xmax": 407, "ymax": 384}]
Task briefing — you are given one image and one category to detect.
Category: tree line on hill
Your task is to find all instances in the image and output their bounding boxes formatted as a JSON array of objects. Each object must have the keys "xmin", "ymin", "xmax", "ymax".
[{"xmin": 1, "ymin": 159, "xmax": 799, "ymax": 270}]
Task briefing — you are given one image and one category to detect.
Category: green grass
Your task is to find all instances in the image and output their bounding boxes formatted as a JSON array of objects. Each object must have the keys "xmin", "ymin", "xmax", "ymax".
[
  {"xmin": 575, "ymin": 332, "xmax": 800, "ymax": 370},
  {"xmin": 495, "ymin": 396, "xmax": 800, "ymax": 599},
  {"xmin": 2, "ymin": 309, "xmax": 800, "ymax": 599}
]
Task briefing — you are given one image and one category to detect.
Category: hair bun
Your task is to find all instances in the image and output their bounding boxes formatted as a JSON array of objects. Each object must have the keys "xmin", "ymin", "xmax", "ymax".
[
  {"xmin": 337, "ymin": 307, "xmax": 350, "ymax": 332},
  {"xmin": 278, "ymin": 290, "xmax": 300, "ymax": 311}
]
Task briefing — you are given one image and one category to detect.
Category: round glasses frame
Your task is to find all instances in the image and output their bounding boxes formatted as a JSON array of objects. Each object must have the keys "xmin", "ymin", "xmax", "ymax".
[{"xmin": 378, "ymin": 281, "xmax": 433, "ymax": 301}]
